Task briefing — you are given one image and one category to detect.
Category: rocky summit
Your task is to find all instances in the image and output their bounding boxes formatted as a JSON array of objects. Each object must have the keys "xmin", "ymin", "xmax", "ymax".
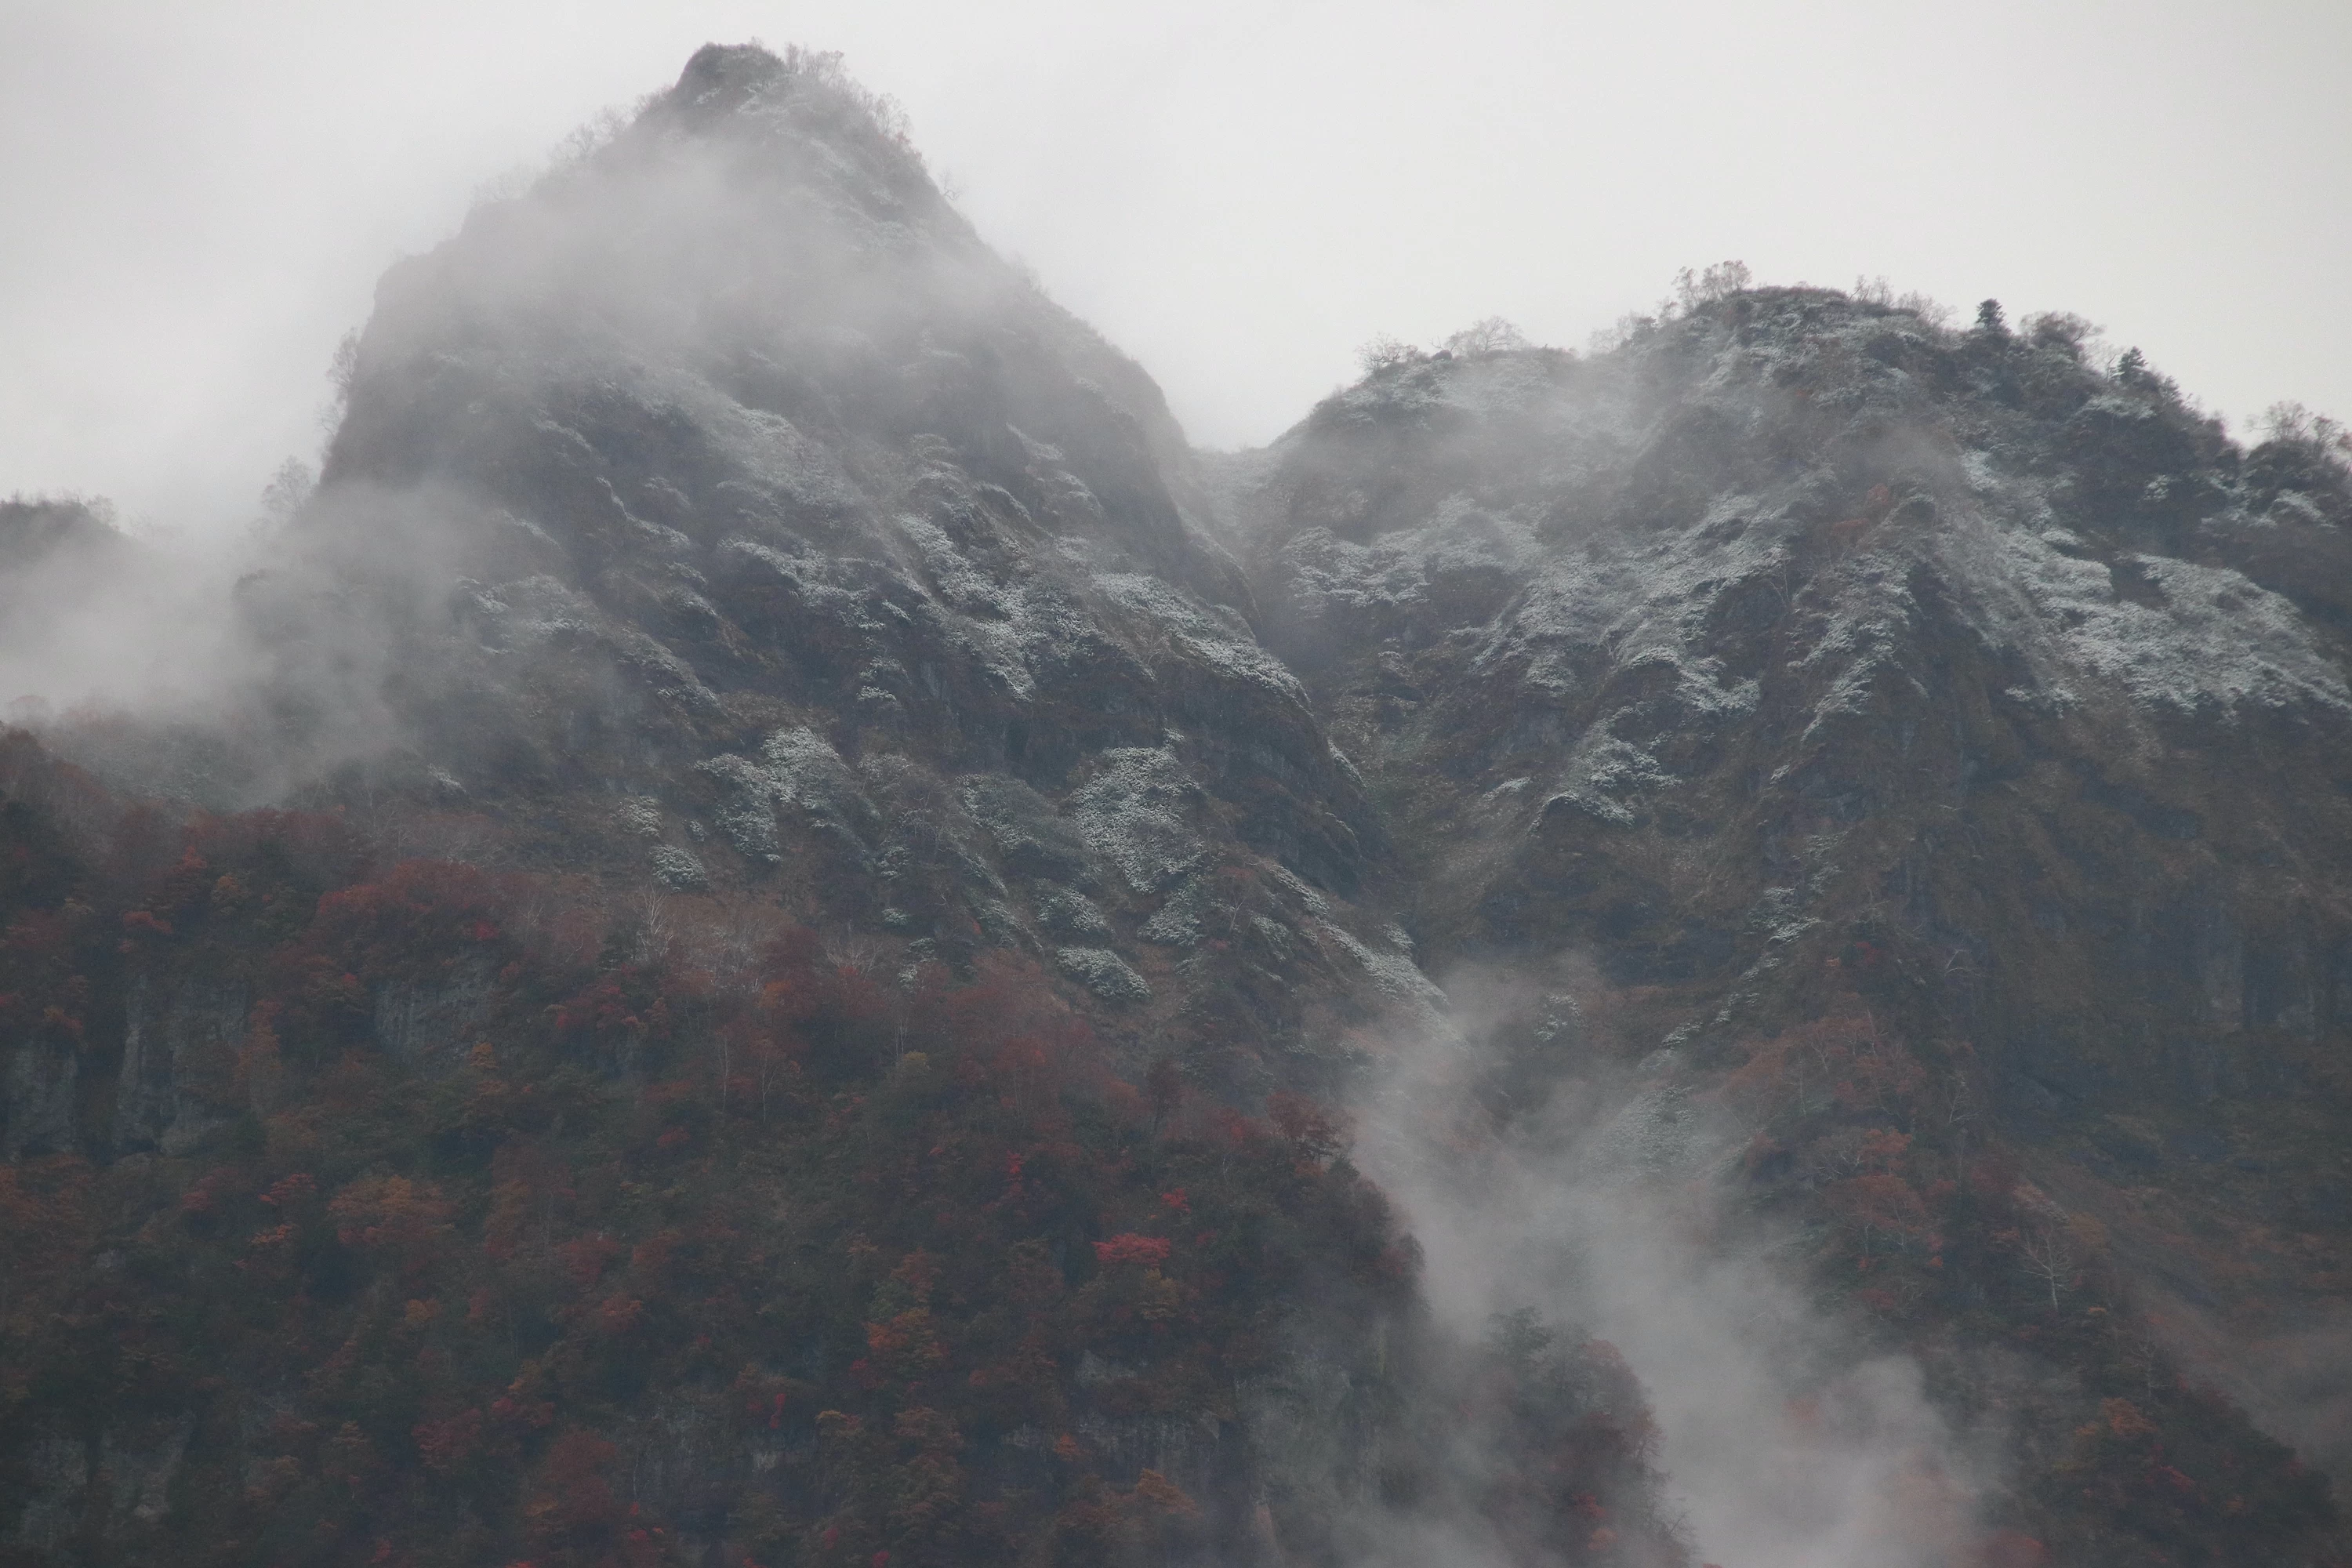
[{"xmin": 5, "ymin": 42, "xmax": 2352, "ymax": 1568}]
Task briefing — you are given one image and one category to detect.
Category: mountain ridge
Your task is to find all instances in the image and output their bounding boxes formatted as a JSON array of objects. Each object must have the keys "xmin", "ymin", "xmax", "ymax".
[{"xmin": 4, "ymin": 40, "xmax": 2352, "ymax": 1568}]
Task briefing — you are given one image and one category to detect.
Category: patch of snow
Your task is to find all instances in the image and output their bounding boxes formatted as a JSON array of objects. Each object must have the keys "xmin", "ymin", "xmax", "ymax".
[
  {"xmin": 892, "ymin": 512, "xmax": 1014, "ymax": 619},
  {"xmin": 1940, "ymin": 515, "xmax": 2350, "ymax": 717},
  {"xmin": 696, "ymin": 725, "xmax": 875, "ymax": 863},
  {"xmin": 1139, "ymin": 873, "xmax": 1217, "ymax": 947},
  {"xmin": 1316, "ymin": 919, "xmax": 1446, "ymax": 1010},
  {"xmin": 1055, "ymin": 946, "xmax": 1152, "ymax": 1004},
  {"xmin": 1093, "ymin": 571, "xmax": 1308, "ymax": 702},
  {"xmin": 649, "ymin": 845, "xmax": 709, "ymax": 891},
  {"xmin": 1067, "ymin": 748, "xmax": 1205, "ymax": 894},
  {"xmin": 1035, "ymin": 884, "xmax": 1111, "ymax": 938}
]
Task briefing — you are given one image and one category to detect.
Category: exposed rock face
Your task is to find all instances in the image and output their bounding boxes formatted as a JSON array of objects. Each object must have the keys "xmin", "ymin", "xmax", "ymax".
[
  {"xmin": 7, "ymin": 1419, "xmax": 193, "ymax": 1561},
  {"xmin": 1, "ymin": 1031, "xmax": 76, "ymax": 1160},
  {"xmin": 113, "ymin": 973, "xmax": 245, "ymax": 1153},
  {"xmin": 1214, "ymin": 291, "xmax": 2352, "ymax": 1480},
  {"xmin": 369, "ymin": 960, "xmax": 491, "ymax": 1076},
  {"xmin": 1224, "ymin": 295, "xmax": 2352, "ymax": 1100},
  {"xmin": 9, "ymin": 40, "xmax": 2352, "ymax": 1568},
  {"xmin": 247, "ymin": 42, "xmax": 1389, "ymax": 1087},
  {"xmin": 0, "ymin": 47, "xmax": 1513, "ymax": 1568}
]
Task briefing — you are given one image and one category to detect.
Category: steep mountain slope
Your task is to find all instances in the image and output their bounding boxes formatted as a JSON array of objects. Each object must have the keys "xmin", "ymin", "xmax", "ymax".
[
  {"xmin": 0, "ymin": 45, "xmax": 1679, "ymax": 1568},
  {"xmin": 279, "ymin": 41, "xmax": 1387, "ymax": 1074},
  {"xmin": 1225, "ymin": 291, "xmax": 2352, "ymax": 1091},
  {"xmin": 6, "ymin": 38, "xmax": 2352, "ymax": 1568},
  {"xmin": 1216, "ymin": 288, "xmax": 2352, "ymax": 1561}
]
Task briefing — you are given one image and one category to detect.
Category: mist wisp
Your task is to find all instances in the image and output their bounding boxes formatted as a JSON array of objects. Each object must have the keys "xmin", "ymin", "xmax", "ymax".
[
  {"xmin": 0, "ymin": 495, "xmax": 275, "ymax": 792},
  {"xmin": 1353, "ymin": 964, "xmax": 1992, "ymax": 1568}
]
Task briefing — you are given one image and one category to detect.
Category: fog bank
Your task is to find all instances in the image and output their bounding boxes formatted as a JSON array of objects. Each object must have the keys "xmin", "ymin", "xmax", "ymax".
[{"xmin": 5, "ymin": 0, "xmax": 2348, "ymax": 532}]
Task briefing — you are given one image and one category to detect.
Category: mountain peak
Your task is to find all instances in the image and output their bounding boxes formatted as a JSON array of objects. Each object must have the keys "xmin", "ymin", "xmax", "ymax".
[
  {"xmin": 643, "ymin": 40, "xmax": 925, "ymax": 188},
  {"xmin": 8, "ymin": 40, "xmax": 2352, "ymax": 1568},
  {"xmin": 673, "ymin": 40, "xmax": 789, "ymax": 103}
]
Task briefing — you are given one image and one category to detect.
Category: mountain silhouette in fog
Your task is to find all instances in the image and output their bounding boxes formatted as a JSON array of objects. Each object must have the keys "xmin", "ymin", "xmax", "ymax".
[{"xmin": 4, "ymin": 41, "xmax": 2351, "ymax": 1568}]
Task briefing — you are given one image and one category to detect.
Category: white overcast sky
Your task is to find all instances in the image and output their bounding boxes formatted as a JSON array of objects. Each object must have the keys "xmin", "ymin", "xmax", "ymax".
[{"xmin": 2, "ymin": 0, "xmax": 2348, "ymax": 532}]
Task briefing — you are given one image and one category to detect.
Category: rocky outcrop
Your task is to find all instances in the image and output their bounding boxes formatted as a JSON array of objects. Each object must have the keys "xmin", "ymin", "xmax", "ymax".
[
  {"xmin": 6, "ymin": 1418, "xmax": 191, "ymax": 1562},
  {"xmin": 1219, "ymin": 293, "xmax": 2352, "ymax": 1109},
  {"xmin": 2, "ymin": 1032, "xmax": 76, "ymax": 1159},
  {"xmin": 216, "ymin": 43, "xmax": 1397, "ymax": 1084},
  {"xmin": 9, "ymin": 41, "xmax": 2352, "ymax": 1568},
  {"xmin": 112, "ymin": 972, "xmax": 245, "ymax": 1153},
  {"xmin": 1214, "ymin": 289, "xmax": 2352, "ymax": 1493},
  {"xmin": 369, "ymin": 960, "xmax": 493, "ymax": 1076}
]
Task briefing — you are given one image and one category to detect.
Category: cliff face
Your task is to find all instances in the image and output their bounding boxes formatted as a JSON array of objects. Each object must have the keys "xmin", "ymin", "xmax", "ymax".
[
  {"xmin": 1226, "ymin": 289, "xmax": 2352, "ymax": 1122},
  {"xmin": 1216, "ymin": 291, "xmax": 2352, "ymax": 1548},
  {"xmin": 269, "ymin": 43, "xmax": 1396, "ymax": 1082},
  {"xmin": 6, "ymin": 41, "xmax": 2352, "ymax": 1568},
  {"xmin": 1, "ymin": 46, "xmax": 1665, "ymax": 1568}
]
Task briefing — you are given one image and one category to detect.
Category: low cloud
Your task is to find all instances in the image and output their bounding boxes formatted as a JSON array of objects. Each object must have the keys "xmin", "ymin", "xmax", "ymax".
[{"xmin": 1353, "ymin": 961, "xmax": 1991, "ymax": 1567}]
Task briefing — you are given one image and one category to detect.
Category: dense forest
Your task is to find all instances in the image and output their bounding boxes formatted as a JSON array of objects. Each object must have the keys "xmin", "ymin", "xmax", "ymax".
[{"xmin": 0, "ymin": 735, "xmax": 1684, "ymax": 1566}]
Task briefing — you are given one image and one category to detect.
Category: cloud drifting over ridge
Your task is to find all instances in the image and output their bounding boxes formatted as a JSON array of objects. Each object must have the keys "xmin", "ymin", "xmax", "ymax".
[{"xmin": 3, "ymin": 0, "xmax": 2350, "ymax": 533}]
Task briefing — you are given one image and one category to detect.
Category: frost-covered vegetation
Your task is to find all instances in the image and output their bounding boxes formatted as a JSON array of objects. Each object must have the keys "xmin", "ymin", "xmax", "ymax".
[
  {"xmin": 9, "ymin": 31, "xmax": 2352, "ymax": 1568},
  {"xmin": 1219, "ymin": 274, "xmax": 2352, "ymax": 1564}
]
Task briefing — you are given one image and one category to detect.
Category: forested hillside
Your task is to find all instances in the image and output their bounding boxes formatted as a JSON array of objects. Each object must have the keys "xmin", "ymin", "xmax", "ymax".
[{"xmin": 6, "ymin": 40, "xmax": 2352, "ymax": 1568}]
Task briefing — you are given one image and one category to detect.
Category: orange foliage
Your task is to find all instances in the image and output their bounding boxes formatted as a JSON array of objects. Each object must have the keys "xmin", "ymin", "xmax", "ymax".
[
  {"xmin": 329, "ymin": 1174, "xmax": 456, "ymax": 1279},
  {"xmin": 1092, "ymin": 1234, "xmax": 1172, "ymax": 1268},
  {"xmin": 1824, "ymin": 1173, "xmax": 1936, "ymax": 1251}
]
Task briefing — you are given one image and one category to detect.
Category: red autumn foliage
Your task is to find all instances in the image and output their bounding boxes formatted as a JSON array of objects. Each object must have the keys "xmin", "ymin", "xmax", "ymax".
[
  {"xmin": 1092, "ymin": 1234, "xmax": 1172, "ymax": 1269},
  {"xmin": 2, "ymin": 726, "xmax": 2328, "ymax": 1567}
]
